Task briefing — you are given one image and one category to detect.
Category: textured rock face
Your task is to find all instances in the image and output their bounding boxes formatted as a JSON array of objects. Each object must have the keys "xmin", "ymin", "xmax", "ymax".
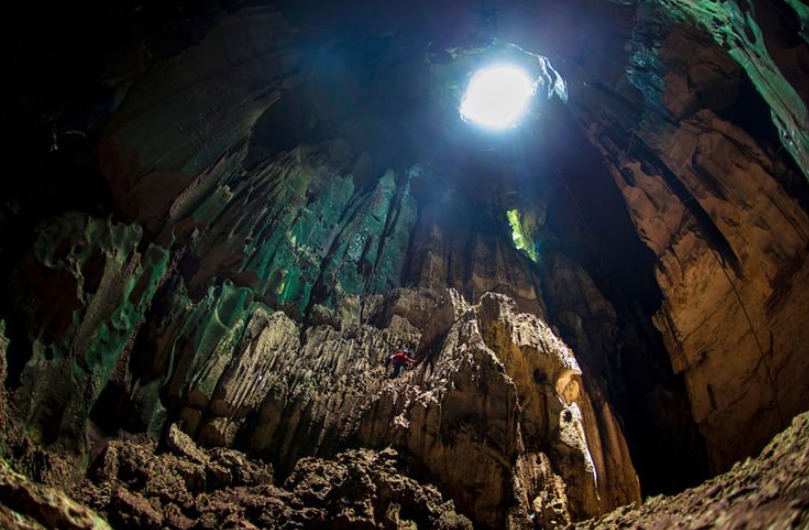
[
  {"xmin": 158, "ymin": 287, "xmax": 639, "ymax": 528},
  {"xmin": 11, "ymin": 213, "xmax": 169, "ymax": 451},
  {"xmin": 643, "ymin": 110, "xmax": 809, "ymax": 470},
  {"xmin": 0, "ymin": 322, "xmax": 108, "ymax": 529},
  {"xmin": 42, "ymin": 285, "xmax": 636, "ymax": 529},
  {"xmin": 3, "ymin": 0, "xmax": 809, "ymax": 528},
  {"xmin": 7, "ymin": 254, "xmax": 641, "ymax": 529},
  {"xmin": 72, "ymin": 428, "xmax": 472, "ymax": 530},
  {"xmin": 98, "ymin": 6, "xmax": 301, "ymax": 215},
  {"xmin": 565, "ymin": 3, "xmax": 809, "ymax": 472},
  {"xmin": 359, "ymin": 291, "xmax": 640, "ymax": 527},
  {"xmin": 654, "ymin": 0, "xmax": 809, "ymax": 180},
  {"xmin": 0, "ymin": 458, "xmax": 111, "ymax": 530},
  {"xmin": 405, "ymin": 200, "xmax": 547, "ymax": 318},
  {"xmin": 575, "ymin": 408, "xmax": 809, "ymax": 530}
]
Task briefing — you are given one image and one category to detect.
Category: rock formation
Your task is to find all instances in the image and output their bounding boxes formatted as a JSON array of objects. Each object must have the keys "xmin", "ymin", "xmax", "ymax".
[
  {"xmin": 1, "ymin": 0, "xmax": 809, "ymax": 528},
  {"xmin": 564, "ymin": 2, "xmax": 809, "ymax": 472},
  {"xmin": 575, "ymin": 408, "xmax": 809, "ymax": 530},
  {"xmin": 72, "ymin": 424, "xmax": 473, "ymax": 530}
]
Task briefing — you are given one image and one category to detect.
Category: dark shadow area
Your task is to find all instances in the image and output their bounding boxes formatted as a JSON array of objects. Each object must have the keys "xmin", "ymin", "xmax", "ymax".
[
  {"xmin": 540, "ymin": 105, "xmax": 709, "ymax": 494},
  {"xmin": 717, "ymin": 70, "xmax": 809, "ymax": 215}
]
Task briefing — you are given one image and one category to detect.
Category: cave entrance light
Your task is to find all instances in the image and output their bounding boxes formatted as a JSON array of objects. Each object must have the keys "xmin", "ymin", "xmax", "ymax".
[
  {"xmin": 460, "ymin": 64, "xmax": 536, "ymax": 129},
  {"xmin": 507, "ymin": 208, "xmax": 538, "ymax": 262}
]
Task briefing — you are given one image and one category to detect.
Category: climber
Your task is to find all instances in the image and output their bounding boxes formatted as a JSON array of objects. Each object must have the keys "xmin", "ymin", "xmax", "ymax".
[{"xmin": 388, "ymin": 348, "xmax": 416, "ymax": 379}]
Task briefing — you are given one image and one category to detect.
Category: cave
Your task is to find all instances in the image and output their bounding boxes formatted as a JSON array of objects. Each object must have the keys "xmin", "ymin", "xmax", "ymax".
[{"xmin": 1, "ymin": 0, "xmax": 808, "ymax": 528}]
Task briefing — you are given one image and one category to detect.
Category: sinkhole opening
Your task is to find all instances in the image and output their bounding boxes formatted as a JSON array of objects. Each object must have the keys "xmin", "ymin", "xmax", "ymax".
[
  {"xmin": 459, "ymin": 64, "xmax": 536, "ymax": 129},
  {"xmin": 507, "ymin": 208, "xmax": 538, "ymax": 262}
]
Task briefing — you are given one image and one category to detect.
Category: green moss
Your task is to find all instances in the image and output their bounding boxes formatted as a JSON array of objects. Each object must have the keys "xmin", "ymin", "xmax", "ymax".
[
  {"xmin": 507, "ymin": 209, "xmax": 538, "ymax": 262},
  {"xmin": 18, "ymin": 213, "xmax": 170, "ymax": 448},
  {"xmin": 783, "ymin": 0, "xmax": 809, "ymax": 43},
  {"xmin": 180, "ymin": 146, "xmax": 417, "ymax": 319},
  {"xmin": 653, "ymin": 0, "xmax": 809, "ymax": 181}
]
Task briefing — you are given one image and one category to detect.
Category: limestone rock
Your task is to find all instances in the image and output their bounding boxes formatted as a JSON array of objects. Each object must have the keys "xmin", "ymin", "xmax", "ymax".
[
  {"xmin": 98, "ymin": 7, "xmax": 301, "ymax": 222},
  {"xmin": 9, "ymin": 3, "xmax": 809, "ymax": 529},
  {"xmin": 655, "ymin": 0, "xmax": 809, "ymax": 180},
  {"xmin": 110, "ymin": 488, "xmax": 163, "ymax": 529},
  {"xmin": 571, "ymin": 11, "xmax": 809, "ymax": 472},
  {"xmin": 575, "ymin": 408, "xmax": 809, "ymax": 529},
  {"xmin": 285, "ymin": 448, "xmax": 473, "ymax": 530},
  {"xmin": 406, "ymin": 202, "xmax": 547, "ymax": 317},
  {"xmin": 75, "ymin": 434, "xmax": 470, "ymax": 530},
  {"xmin": 0, "ymin": 458, "xmax": 110, "ymax": 530},
  {"xmin": 358, "ymin": 291, "xmax": 640, "ymax": 527},
  {"xmin": 165, "ymin": 423, "xmax": 208, "ymax": 465},
  {"xmin": 638, "ymin": 108, "xmax": 809, "ymax": 470},
  {"xmin": 10, "ymin": 212, "xmax": 170, "ymax": 451},
  {"xmin": 127, "ymin": 286, "xmax": 637, "ymax": 528}
]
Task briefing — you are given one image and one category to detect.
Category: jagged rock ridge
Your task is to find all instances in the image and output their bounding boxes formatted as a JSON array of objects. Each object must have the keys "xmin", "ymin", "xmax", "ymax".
[{"xmin": 1, "ymin": 0, "xmax": 809, "ymax": 528}]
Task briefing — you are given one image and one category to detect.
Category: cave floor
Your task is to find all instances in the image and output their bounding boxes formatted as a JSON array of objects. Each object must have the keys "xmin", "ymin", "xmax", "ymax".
[
  {"xmin": 1, "ymin": 410, "xmax": 808, "ymax": 529},
  {"xmin": 575, "ymin": 411, "xmax": 809, "ymax": 530}
]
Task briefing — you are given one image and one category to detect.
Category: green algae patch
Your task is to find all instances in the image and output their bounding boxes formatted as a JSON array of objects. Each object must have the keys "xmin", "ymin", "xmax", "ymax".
[
  {"xmin": 16, "ymin": 213, "xmax": 169, "ymax": 449},
  {"xmin": 654, "ymin": 0, "xmax": 809, "ymax": 181},
  {"xmin": 131, "ymin": 279, "xmax": 265, "ymax": 419},
  {"xmin": 507, "ymin": 209, "xmax": 539, "ymax": 262},
  {"xmin": 181, "ymin": 145, "xmax": 418, "ymax": 321}
]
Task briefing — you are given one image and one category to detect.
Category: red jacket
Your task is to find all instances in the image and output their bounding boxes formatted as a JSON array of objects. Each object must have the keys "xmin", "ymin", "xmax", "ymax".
[{"xmin": 390, "ymin": 351, "xmax": 416, "ymax": 365}]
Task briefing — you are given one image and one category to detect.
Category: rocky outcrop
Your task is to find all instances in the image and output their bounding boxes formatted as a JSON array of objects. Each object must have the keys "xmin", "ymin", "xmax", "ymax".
[
  {"xmin": 405, "ymin": 199, "xmax": 547, "ymax": 317},
  {"xmin": 11, "ymin": 213, "xmax": 170, "ymax": 451},
  {"xmin": 6, "ymin": 210, "xmax": 640, "ymax": 529},
  {"xmin": 653, "ymin": 0, "xmax": 809, "ymax": 180},
  {"xmin": 0, "ymin": 323, "xmax": 110, "ymax": 530},
  {"xmin": 98, "ymin": 6, "xmax": 301, "ymax": 223},
  {"xmin": 286, "ymin": 449, "xmax": 472, "ymax": 530},
  {"xmin": 0, "ymin": 458, "xmax": 110, "ymax": 530},
  {"xmin": 568, "ymin": 5, "xmax": 809, "ymax": 472},
  {"xmin": 575, "ymin": 408, "xmax": 809, "ymax": 530},
  {"xmin": 639, "ymin": 108, "xmax": 809, "ymax": 470},
  {"xmin": 358, "ymin": 291, "xmax": 640, "ymax": 527},
  {"xmin": 73, "ymin": 426, "xmax": 472, "ymax": 530},
  {"xmin": 156, "ymin": 287, "xmax": 639, "ymax": 528}
]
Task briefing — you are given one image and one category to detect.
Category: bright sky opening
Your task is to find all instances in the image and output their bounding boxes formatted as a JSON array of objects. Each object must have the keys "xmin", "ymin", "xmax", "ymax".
[{"xmin": 460, "ymin": 64, "xmax": 535, "ymax": 129}]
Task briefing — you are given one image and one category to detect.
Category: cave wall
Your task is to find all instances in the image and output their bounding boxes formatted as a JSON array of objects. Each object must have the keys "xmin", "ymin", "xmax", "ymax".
[
  {"xmin": 2, "ymin": 0, "xmax": 809, "ymax": 527},
  {"xmin": 0, "ymin": 6, "xmax": 644, "ymax": 526},
  {"xmin": 556, "ymin": 0, "xmax": 809, "ymax": 472}
]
